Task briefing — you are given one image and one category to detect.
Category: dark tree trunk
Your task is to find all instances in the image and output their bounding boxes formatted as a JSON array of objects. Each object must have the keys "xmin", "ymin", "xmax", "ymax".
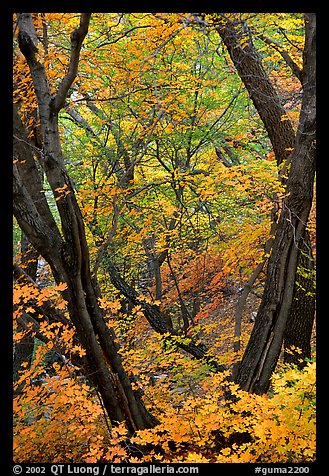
[
  {"xmin": 13, "ymin": 234, "xmax": 38, "ymax": 395},
  {"xmin": 283, "ymin": 231, "xmax": 315, "ymax": 366},
  {"xmin": 14, "ymin": 13, "xmax": 157, "ymax": 432},
  {"xmin": 215, "ymin": 13, "xmax": 316, "ymax": 379},
  {"xmin": 233, "ymin": 13, "xmax": 316, "ymax": 392},
  {"xmin": 214, "ymin": 14, "xmax": 296, "ymax": 167},
  {"xmin": 234, "ymin": 157, "xmax": 315, "ymax": 393}
]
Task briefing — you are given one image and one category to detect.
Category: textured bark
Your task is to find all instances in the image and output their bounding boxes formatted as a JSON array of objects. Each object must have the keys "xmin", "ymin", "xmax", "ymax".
[
  {"xmin": 233, "ymin": 13, "xmax": 316, "ymax": 393},
  {"xmin": 283, "ymin": 231, "xmax": 315, "ymax": 366},
  {"xmin": 14, "ymin": 13, "xmax": 157, "ymax": 432},
  {"xmin": 215, "ymin": 13, "xmax": 316, "ymax": 378},
  {"xmin": 215, "ymin": 14, "xmax": 296, "ymax": 167}
]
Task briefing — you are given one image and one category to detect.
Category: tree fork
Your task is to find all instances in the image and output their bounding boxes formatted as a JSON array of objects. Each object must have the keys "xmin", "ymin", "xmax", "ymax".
[{"xmin": 15, "ymin": 12, "xmax": 157, "ymax": 432}]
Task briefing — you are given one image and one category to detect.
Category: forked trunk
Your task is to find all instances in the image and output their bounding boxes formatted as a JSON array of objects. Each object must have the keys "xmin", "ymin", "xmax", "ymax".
[{"xmin": 14, "ymin": 13, "xmax": 157, "ymax": 431}]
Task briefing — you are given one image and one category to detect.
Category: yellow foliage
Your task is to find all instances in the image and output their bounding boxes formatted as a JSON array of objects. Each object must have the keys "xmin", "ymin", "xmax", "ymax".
[
  {"xmin": 130, "ymin": 362, "xmax": 315, "ymax": 463},
  {"xmin": 13, "ymin": 287, "xmax": 316, "ymax": 464},
  {"xmin": 13, "ymin": 347, "xmax": 129, "ymax": 463},
  {"xmin": 13, "ymin": 11, "xmax": 315, "ymax": 465}
]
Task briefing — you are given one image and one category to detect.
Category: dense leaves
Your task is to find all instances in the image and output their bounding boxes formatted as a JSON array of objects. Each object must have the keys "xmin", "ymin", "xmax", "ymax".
[{"xmin": 13, "ymin": 12, "xmax": 316, "ymax": 464}]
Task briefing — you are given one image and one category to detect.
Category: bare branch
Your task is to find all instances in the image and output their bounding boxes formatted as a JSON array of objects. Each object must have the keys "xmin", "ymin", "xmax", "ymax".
[
  {"xmin": 96, "ymin": 24, "xmax": 152, "ymax": 48},
  {"xmin": 257, "ymin": 32, "xmax": 303, "ymax": 83}
]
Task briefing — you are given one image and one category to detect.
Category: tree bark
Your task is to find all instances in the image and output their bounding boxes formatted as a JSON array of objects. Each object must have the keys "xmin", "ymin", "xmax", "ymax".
[
  {"xmin": 215, "ymin": 13, "xmax": 316, "ymax": 375},
  {"xmin": 283, "ymin": 231, "xmax": 315, "ymax": 366},
  {"xmin": 214, "ymin": 14, "xmax": 296, "ymax": 167},
  {"xmin": 14, "ymin": 13, "xmax": 157, "ymax": 432},
  {"xmin": 233, "ymin": 13, "xmax": 316, "ymax": 392},
  {"xmin": 13, "ymin": 234, "xmax": 39, "ymax": 395}
]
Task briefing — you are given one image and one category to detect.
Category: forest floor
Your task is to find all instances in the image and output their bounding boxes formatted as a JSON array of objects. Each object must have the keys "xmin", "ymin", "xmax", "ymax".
[{"xmin": 123, "ymin": 282, "xmax": 316, "ymax": 402}]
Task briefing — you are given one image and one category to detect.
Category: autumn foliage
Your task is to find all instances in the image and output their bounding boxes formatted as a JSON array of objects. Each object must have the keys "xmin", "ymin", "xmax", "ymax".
[
  {"xmin": 13, "ymin": 12, "xmax": 316, "ymax": 465},
  {"xmin": 14, "ymin": 319, "xmax": 316, "ymax": 463}
]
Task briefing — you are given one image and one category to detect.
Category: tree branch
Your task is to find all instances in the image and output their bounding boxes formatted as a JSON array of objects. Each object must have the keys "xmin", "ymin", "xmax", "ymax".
[
  {"xmin": 52, "ymin": 13, "xmax": 92, "ymax": 114},
  {"xmin": 105, "ymin": 259, "xmax": 226, "ymax": 372},
  {"xmin": 257, "ymin": 32, "xmax": 303, "ymax": 83},
  {"xmin": 13, "ymin": 263, "xmax": 70, "ymax": 328},
  {"xmin": 13, "ymin": 163, "xmax": 64, "ymax": 272}
]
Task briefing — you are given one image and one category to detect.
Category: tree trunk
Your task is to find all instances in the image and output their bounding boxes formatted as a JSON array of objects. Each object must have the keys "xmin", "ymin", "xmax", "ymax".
[
  {"xmin": 214, "ymin": 14, "xmax": 296, "ymax": 167},
  {"xmin": 215, "ymin": 13, "xmax": 316, "ymax": 377},
  {"xmin": 14, "ymin": 13, "xmax": 157, "ymax": 432},
  {"xmin": 13, "ymin": 234, "xmax": 38, "ymax": 395},
  {"xmin": 283, "ymin": 231, "xmax": 315, "ymax": 366},
  {"xmin": 233, "ymin": 13, "xmax": 316, "ymax": 392},
  {"xmin": 234, "ymin": 167, "xmax": 315, "ymax": 393}
]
